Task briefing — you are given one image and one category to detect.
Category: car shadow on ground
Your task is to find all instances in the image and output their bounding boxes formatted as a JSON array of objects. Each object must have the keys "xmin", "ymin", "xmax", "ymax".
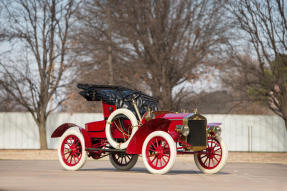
[
  {"xmin": 169, "ymin": 170, "xmax": 230, "ymax": 175},
  {"xmin": 79, "ymin": 167, "xmax": 230, "ymax": 175},
  {"xmin": 79, "ymin": 167, "xmax": 147, "ymax": 174}
]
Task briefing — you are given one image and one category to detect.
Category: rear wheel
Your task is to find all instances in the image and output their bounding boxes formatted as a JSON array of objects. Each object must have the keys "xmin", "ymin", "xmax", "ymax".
[
  {"xmin": 142, "ymin": 131, "xmax": 176, "ymax": 174},
  {"xmin": 57, "ymin": 129, "xmax": 87, "ymax": 171},
  {"xmin": 109, "ymin": 153, "xmax": 138, "ymax": 171},
  {"xmin": 194, "ymin": 137, "xmax": 228, "ymax": 174}
]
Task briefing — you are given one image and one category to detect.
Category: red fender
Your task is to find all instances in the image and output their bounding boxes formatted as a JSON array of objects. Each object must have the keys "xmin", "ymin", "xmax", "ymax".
[
  {"xmin": 126, "ymin": 118, "xmax": 171, "ymax": 154},
  {"xmin": 51, "ymin": 123, "xmax": 92, "ymax": 147}
]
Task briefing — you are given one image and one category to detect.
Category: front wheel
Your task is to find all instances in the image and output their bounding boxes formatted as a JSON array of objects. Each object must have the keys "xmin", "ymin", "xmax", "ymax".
[
  {"xmin": 142, "ymin": 131, "xmax": 177, "ymax": 174},
  {"xmin": 109, "ymin": 153, "xmax": 138, "ymax": 171},
  {"xmin": 57, "ymin": 129, "xmax": 87, "ymax": 171},
  {"xmin": 194, "ymin": 137, "xmax": 228, "ymax": 174}
]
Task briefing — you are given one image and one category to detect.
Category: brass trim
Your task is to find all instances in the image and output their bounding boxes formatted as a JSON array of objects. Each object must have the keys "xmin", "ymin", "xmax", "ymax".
[
  {"xmin": 182, "ymin": 113, "xmax": 194, "ymax": 127},
  {"xmin": 144, "ymin": 107, "xmax": 152, "ymax": 122},
  {"xmin": 190, "ymin": 146, "xmax": 207, "ymax": 151},
  {"xmin": 132, "ymin": 98, "xmax": 142, "ymax": 120},
  {"xmin": 175, "ymin": 125, "xmax": 183, "ymax": 133},
  {"xmin": 183, "ymin": 113, "xmax": 208, "ymax": 151},
  {"xmin": 191, "ymin": 115, "xmax": 205, "ymax": 120},
  {"xmin": 208, "ymin": 126, "xmax": 221, "ymax": 138}
]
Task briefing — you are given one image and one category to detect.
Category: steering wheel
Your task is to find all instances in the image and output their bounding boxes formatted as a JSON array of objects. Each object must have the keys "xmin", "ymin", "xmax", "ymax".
[{"xmin": 117, "ymin": 92, "xmax": 141, "ymax": 108}]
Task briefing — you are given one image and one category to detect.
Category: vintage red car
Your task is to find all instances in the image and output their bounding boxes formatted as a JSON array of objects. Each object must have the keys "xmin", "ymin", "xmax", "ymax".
[{"xmin": 51, "ymin": 84, "xmax": 228, "ymax": 174}]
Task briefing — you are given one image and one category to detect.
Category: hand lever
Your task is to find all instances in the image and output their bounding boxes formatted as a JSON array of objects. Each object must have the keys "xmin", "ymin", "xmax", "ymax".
[{"xmin": 131, "ymin": 98, "xmax": 142, "ymax": 121}]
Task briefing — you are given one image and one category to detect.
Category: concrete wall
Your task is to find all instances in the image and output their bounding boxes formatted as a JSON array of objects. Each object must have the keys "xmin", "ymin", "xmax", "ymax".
[
  {"xmin": 0, "ymin": 113, "xmax": 104, "ymax": 149},
  {"xmin": 0, "ymin": 113, "xmax": 286, "ymax": 151},
  {"xmin": 205, "ymin": 115, "xmax": 287, "ymax": 152}
]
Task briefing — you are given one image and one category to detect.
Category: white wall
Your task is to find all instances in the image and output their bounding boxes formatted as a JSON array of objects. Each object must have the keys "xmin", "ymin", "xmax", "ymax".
[
  {"xmin": 0, "ymin": 113, "xmax": 286, "ymax": 151},
  {"xmin": 0, "ymin": 113, "xmax": 104, "ymax": 149},
  {"xmin": 206, "ymin": 115, "xmax": 287, "ymax": 152}
]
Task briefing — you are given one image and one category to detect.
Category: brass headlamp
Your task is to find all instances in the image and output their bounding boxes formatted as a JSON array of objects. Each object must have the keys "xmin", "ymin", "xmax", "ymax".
[{"xmin": 208, "ymin": 126, "xmax": 221, "ymax": 137}]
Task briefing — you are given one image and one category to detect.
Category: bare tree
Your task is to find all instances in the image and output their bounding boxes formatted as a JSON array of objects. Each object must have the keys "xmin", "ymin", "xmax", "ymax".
[
  {"xmin": 72, "ymin": 0, "xmax": 231, "ymax": 111},
  {"xmin": 0, "ymin": 0, "xmax": 78, "ymax": 149},
  {"xmin": 225, "ymin": 0, "xmax": 287, "ymax": 130},
  {"xmin": 0, "ymin": 90, "xmax": 26, "ymax": 112},
  {"xmin": 113, "ymin": 0, "xmax": 232, "ymax": 110},
  {"xmin": 71, "ymin": 0, "xmax": 125, "ymax": 86}
]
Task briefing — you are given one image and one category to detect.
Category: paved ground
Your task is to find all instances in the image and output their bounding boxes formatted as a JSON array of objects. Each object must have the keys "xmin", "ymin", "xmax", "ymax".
[
  {"xmin": 0, "ymin": 160, "xmax": 286, "ymax": 191},
  {"xmin": 1, "ymin": 150, "xmax": 287, "ymax": 164}
]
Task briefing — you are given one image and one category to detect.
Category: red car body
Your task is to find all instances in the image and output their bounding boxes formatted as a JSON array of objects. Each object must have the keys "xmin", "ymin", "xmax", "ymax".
[{"xmin": 51, "ymin": 84, "xmax": 227, "ymax": 174}]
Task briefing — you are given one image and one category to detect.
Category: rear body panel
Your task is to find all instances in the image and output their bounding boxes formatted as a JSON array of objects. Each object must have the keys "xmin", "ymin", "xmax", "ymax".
[{"xmin": 85, "ymin": 120, "xmax": 106, "ymax": 138}]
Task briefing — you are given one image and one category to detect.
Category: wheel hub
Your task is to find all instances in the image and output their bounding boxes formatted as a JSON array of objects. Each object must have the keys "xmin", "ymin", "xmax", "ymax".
[
  {"xmin": 70, "ymin": 144, "xmax": 77, "ymax": 152},
  {"xmin": 206, "ymin": 148, "xmax": 215, "ymax": 158},
  {"xmin": 154, "ymin": 147, "xmax": 164, "ymax": 158}
]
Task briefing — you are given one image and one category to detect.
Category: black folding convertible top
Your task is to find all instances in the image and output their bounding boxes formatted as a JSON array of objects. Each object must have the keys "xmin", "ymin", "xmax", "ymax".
[{"xmin": 77, "ymin": 84, "xmax": 158, "ymax": 115}]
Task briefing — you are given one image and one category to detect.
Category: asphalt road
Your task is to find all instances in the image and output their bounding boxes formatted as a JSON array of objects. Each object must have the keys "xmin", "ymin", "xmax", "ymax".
[{"xmin": 0, "ymin": 160, "xmax": 286, "ymax": 191}]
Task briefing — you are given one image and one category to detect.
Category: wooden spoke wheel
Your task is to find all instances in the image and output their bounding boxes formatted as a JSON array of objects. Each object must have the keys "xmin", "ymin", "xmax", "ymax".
[
  {"xmin": 194, "ymin": 137, "xmax": 228, "ymax": 174},
  {"xmin": 142, "ymin": 131, "xmax": 176, "ymax": 174},
  {"xmin": 57, "ymin": 129, "xmax": 87, "ymax": 171},
  {"xmin": 109, "ymin": 153, "xmax": 138, "ymax": 171}
]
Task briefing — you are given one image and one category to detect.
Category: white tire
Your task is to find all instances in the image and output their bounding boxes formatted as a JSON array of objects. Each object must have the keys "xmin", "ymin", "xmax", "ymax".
[
  {"xmin": 105, "ymin": 108, "xmax": 138, "ymax": 149},
  {"xmin": 194, "ymin": 137, "xmax": 228, "ymax": 174},
  {"xmin": 57, "ymin": 128, "xmax": 87, "ymax": 171},
  {"xmin": 142, "ymin": 131, "xmax": 176, "ymax": 174}
]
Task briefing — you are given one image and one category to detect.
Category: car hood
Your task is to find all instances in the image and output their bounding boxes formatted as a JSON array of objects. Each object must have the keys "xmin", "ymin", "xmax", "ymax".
[{"xmin": 161, "ymin": 113, "xmax": 194, "ymax": 120}]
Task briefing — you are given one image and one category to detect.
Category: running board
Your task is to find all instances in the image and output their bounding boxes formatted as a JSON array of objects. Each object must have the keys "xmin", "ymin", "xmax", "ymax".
[{"xmin": 86, "ymin": 148, "xmax": 126, "ymax": 153}]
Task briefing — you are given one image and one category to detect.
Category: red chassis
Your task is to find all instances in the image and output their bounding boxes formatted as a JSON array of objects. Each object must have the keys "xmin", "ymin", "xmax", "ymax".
[{"xmin": 51, "ymin": 84, "xmax": 228, "ymax": 174}]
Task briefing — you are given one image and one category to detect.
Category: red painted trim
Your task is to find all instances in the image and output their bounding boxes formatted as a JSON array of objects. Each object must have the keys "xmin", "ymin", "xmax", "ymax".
[
  {"xmin": 51, "ymin": 123, "xmax": 91, "ymax": 148},
  {"xmin": 86, "ymin": 132, "xmax": 106, "ymax": 138},
  {"xmin": 80, "ymin": 128, "xmax": 92, "ymax": 147},
  {"xmin": 102, "ymin": 101, "xmax": 116, "ymax": 119},
  {"xmin": 85, "ymin": 120, "xmax": 106, "ymax": 132},
  {"xmin": 168, "ymin": 131, "xmax": 179, "ymax": 141},
  {"xmin": 125, "ymin": 118, "xmax": 171, "ymax": 154},
  {"xmin": 51, "ymin": 123, "xmax": 80, "ymax": 138},
  {"xmin": 177, "ymin": 151, "xmax": 196, "ymax": 155}
]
